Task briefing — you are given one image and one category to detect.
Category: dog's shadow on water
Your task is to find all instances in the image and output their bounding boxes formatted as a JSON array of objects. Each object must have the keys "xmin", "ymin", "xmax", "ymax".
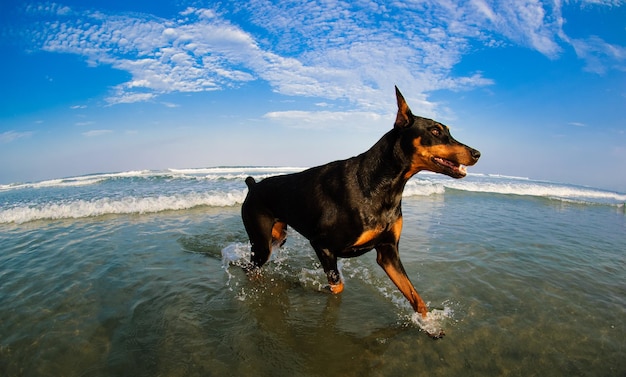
[
  {"xmin": 233, "ymin": 281, "xmax": 412, "ymax": 376},
  {"xmin": 176, "ymin": 213, "xmax": 248, "ymax": 258},
  {"xmin": 178, "ymin": 232, "xmax": 233, "ymax": 258}
]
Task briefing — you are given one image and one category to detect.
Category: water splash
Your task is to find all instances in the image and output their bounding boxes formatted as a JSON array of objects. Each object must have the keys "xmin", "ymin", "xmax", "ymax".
[
  {"xmin": 410, "ymin": 306, "xmax": 454, "ymax": 336},
  {"xmin": 220, "ymin": 242, "xmax": 251, "ymax": 294}
]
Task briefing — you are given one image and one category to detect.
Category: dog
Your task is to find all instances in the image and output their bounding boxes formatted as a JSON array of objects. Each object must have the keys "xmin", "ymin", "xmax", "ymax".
[{"xmin": 241, "ymin": 86, "xmax": 480, "ymax": 338}]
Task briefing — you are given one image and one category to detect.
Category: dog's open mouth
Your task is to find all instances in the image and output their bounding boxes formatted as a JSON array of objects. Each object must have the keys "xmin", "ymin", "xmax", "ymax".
[{"xmin": 433, "ymin": 157, "xmax": 467, "ymax": 178}]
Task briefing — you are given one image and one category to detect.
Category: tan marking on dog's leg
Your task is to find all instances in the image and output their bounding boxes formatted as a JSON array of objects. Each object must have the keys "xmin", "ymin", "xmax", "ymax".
[{"xmin": 385, "ymin": 267, "xmax": 429, "ymax": 317}]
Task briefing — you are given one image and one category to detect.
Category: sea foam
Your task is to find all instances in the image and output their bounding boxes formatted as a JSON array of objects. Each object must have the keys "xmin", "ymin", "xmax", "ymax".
[
  {"xmin": 1, "ymin": 167, "xmax": 623, "ymax": 224},
  {"xmin": 441, "ymin": 179, "xmax": 626, "ymax": 204},
  {"xmin": 0, "ymin": 170, "xmax": 153, "ymax": 191},
  {"xmin": 0, "ymin": 190, "xmax": 247, "ymax": 224}
]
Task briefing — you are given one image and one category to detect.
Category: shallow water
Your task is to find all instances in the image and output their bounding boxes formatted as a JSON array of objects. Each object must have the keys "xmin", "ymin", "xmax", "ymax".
[{"xmin": 1, "ymin": 188, "xmax": 624, "ymax": 376}]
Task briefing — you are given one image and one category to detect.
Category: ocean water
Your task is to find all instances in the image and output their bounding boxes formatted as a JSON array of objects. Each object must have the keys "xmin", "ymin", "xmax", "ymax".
[{"xmin": 0, "ymin": 167, "xmax": 624, "ymax": 376}]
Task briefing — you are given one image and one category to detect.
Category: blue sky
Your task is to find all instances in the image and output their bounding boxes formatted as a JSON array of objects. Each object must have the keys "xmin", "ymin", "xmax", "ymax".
[{"xmin": 1, "ymin": 0, "xmax": 625, "ymax": 192}]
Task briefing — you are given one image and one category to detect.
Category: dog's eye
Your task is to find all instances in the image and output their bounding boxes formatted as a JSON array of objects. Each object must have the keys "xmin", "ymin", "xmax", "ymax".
[{"xmin": 431, "ymin": 128, "xmax": 441, "ymax": 137}]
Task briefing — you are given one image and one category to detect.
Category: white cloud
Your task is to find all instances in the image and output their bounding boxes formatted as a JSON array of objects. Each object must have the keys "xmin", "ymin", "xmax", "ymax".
[
  {"xmin": 580, "ymin": 0, "xmax": 625, "ymax": 6},
  {"xmin": 569, "ymin": 36, "xmax": 626, "ymax": 74},
  {"xmin": 568, "ymin": 122, "xmax": 586, "ymax": 127},
  {"xmin": 25, "ymin": 3, "xmax": 72, "ymax": 16},
  {"xmin": 26, "ymin": 0, "xmax": 624, "ymax": 114},
  {"xmin": 458, "ymin": 0, "xmax": 563, "ymax": 58},
  {"xmin": 82, "ymin": 129, "xmax": 113, "ymax": 137},
  {"xmin": 106, "ymin": 91, "xmax": 156, "ymax": 105},
  {"xmin": 37, "ymin": 10, "xmax": 255, "ymax": 104},
  {"xmin": 0, "ymin": 131, "xmax": 33, "ymax": 143},
  {"xmin": 263, "ymin": 110, "xmax": 386, "ymax": 130},
  {"xmin": 29, "ymin": 2, "xmax": 497, "ymax": 111},
  {"xmin": 472, "ymin": 0, "xmax": 497, "ymax": 21}
]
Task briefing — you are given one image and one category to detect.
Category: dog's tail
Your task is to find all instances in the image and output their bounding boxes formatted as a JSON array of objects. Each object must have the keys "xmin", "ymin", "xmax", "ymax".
[{"xmin": 245, "ymin": 176, "xmax": 256, "ymax": 189}]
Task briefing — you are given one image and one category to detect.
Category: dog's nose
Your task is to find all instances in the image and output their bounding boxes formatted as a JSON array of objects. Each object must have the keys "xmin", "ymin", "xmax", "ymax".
[{"xmin": 471, "ymin": 149, "xmax": 481, "ymax": 160}]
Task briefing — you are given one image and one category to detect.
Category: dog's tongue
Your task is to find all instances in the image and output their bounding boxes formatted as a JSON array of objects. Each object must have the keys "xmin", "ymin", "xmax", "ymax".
[
  {"xmin": 436, "ymin": 157, "xmax": 464, "ymax": 171},
  {"xmin": 434, "ymin": 157, "xmax": 467, "ymax": 176}
]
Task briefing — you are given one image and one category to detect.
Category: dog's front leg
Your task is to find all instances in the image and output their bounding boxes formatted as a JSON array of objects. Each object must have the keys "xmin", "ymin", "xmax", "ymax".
[
  {"xmin": 375, "ymin": 244, "xmax": 429, "ymax": 316},
  {"xmin": 378, "ymin": 245, "xmax": 445, "ymax": 339},
  {"xmin": 311, "ymin": 242, "xmax": 344, "ymax": 294}
]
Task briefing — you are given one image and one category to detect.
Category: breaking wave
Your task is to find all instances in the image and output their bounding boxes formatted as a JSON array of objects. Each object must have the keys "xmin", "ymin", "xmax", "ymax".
[
  {"xmin": 0, "ymin": 190, "xmax": 247, "ymax": 224},
  {"xmin": 0, "ymin": 167, "xmax": 623, "ymax": 224}
]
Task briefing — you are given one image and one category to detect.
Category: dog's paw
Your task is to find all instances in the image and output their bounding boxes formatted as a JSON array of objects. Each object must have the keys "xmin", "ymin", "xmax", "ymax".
[{"xmin": 328, "ymin": 281, "xmax": 344, "ymax": 294}]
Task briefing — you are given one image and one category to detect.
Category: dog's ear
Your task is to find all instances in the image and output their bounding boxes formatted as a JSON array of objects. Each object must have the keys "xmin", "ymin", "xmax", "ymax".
[{"xmin": 394, "ymin": 86, "xmax": 414, "ymax": 129}]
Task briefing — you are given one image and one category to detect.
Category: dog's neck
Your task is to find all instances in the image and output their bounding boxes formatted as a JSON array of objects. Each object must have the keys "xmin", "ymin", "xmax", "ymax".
[{"xmin": 354, "ymin": 129, "xmax": 413, "ymax": 205}]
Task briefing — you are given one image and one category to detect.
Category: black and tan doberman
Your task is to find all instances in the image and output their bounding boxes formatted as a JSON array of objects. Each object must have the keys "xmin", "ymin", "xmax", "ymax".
[{"xmin": 241, "ymin": 87, "xmax": 480, "ymax": 338}]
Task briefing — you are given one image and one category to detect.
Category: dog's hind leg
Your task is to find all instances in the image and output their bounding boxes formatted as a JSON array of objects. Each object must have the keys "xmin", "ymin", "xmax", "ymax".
[{"xmin": 311, "ymin": 242, "xmax": 344, "ymax": 294}]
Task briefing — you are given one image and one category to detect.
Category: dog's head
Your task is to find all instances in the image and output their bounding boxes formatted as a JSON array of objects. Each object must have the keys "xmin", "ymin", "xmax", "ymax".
[{"xmin": 394, "ymin": 86, "xmax": 480, "ymax": 179}]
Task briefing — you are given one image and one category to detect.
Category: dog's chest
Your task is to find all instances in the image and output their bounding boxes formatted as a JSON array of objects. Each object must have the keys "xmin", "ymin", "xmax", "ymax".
[{"xmin": 351, "ymin": 211, "xmax": 403, "ymax": 248}]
